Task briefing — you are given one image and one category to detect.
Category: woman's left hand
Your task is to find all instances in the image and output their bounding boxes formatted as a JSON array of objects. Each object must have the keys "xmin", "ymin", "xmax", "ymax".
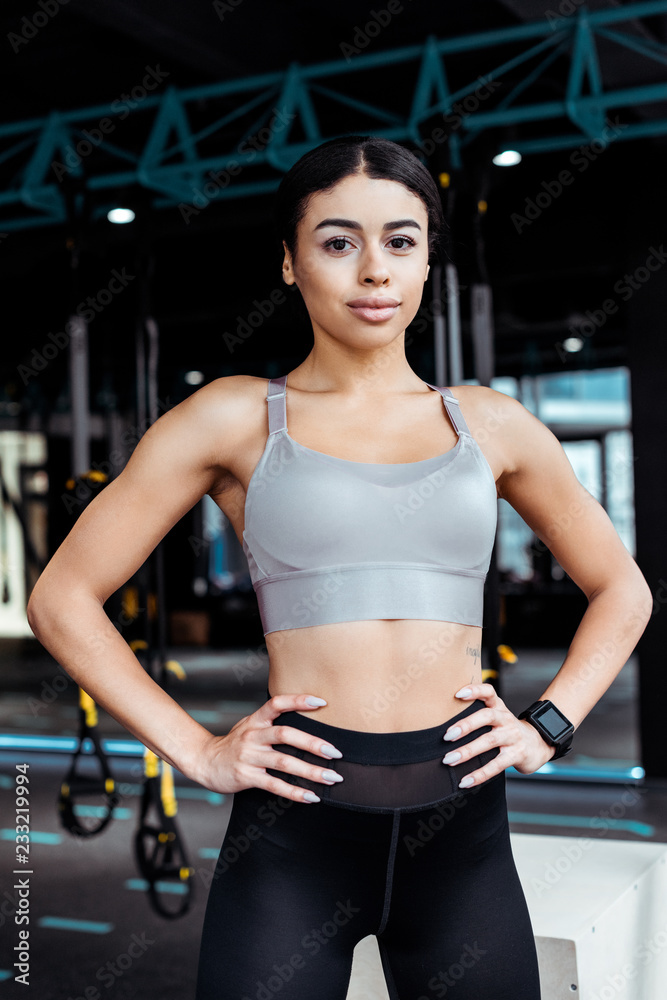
[{"xmin": 442, "ymin": 682, "xmax": 557, "ymax": 789}]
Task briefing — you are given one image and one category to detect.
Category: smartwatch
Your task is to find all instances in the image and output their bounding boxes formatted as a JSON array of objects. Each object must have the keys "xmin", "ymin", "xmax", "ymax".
[{"xmin": 518, "ymin": 700, "xmax": 574, "ymax": 760}]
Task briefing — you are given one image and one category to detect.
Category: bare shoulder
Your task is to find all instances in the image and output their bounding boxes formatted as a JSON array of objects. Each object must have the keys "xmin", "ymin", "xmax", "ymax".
[
  {"xmin": 156, "ymin": 373, "xmax": 268, "ymax": 462},
  {"xmin": 448, "ymin": 384, "xmax": 567, "ymax": 486}
]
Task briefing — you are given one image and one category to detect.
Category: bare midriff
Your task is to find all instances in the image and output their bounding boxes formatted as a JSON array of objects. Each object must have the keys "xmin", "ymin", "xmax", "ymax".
[
  {"xmin": 211, "ymin": 375, "xmax": 496, "ymax": 735},
  {"xmin": 265, "ymin": 618, "xmax": 484, "ymax": 732}
]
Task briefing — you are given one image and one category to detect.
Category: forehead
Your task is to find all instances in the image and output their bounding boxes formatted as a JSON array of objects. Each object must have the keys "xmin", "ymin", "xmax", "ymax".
[{"xmin": 301, "ymin": 172, "xmax": 428, "ymax": 228}]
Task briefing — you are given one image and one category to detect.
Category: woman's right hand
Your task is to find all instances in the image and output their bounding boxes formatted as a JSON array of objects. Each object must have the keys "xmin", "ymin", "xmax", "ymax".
[{"xmin": 194, "ymin": 693, "xmax": 344, "ymax": 803}]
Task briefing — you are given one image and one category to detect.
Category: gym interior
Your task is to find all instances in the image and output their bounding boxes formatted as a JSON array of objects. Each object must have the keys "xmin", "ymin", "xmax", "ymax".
[{"xmin": 1, "ymin": 2, "xmax": 667, "ymax": 998}]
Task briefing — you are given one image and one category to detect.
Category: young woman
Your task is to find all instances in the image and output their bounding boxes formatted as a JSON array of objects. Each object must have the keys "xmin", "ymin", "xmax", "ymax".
[{"xmin": 28, "ymin": 135, "xmax": 652, "ymax": 1000}]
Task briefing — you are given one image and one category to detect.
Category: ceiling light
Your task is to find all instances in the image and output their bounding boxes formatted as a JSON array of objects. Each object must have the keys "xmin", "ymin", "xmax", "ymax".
[
  {"xmin": 493, "ymin": 149, "xmax": 522, "ymax": 167},
  {"xmin": 107, "ymin": 207, "xmax": 135, "ymax": 224}
]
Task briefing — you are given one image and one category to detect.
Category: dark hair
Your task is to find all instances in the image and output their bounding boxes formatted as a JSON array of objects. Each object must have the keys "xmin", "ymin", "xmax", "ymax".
[{"xmin": 273, "ymin": 134, "xmax": 448, "ymax": 267}]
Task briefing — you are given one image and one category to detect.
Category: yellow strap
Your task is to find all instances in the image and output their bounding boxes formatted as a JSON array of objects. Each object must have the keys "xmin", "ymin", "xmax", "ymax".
[
  {"xmin": 497, "ymin": 644, "xmax": 518, "ymax": 664},
  {"xmin": 144, "ymin": 748, "xmax": 160, "ymax": 778},
  {"xmin": 161, "ymin": 762, "xmax": 178, "ymax": 818},
  {"xmin": 78, "ymin": 688, "xmax": 98, "ymax": 729},
  {"xmin": 165, "ymin": 660, "xmax": 186, "ymax": 680}
]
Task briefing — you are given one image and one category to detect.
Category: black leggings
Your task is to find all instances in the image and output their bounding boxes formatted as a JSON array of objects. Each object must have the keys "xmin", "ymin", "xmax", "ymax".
[{"xmin": 195, "ymin": 697, "xmax": 541, "ymax": 1000}]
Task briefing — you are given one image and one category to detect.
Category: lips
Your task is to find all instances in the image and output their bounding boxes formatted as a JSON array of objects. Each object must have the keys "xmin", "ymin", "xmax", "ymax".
[{"xmin": 347, "ymin": 297, "xmax": 401, "ymax": 323}]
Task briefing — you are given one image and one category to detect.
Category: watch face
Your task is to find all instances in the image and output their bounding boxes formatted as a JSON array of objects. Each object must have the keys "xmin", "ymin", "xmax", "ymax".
[{"xmin": 535, "ymin": 704, "xmax": 571, "ymax": 739}]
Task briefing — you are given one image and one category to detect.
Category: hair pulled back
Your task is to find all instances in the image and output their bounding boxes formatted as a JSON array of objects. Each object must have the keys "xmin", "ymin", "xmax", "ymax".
[{"xmin": 273, "ymin": 134, "xmax": 448, "ymax": 267}]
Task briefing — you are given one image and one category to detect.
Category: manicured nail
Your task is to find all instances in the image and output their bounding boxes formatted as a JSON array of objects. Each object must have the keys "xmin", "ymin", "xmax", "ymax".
[
  {"xmin": 305, "ymin": 696, "xmax": 327, "ymax": 706},
  {"xmin": 442, "ymin": 751, "xmax": 461, "ymax": 765},
  {"xmin": 443, "ymin": 726, "xmax": 462, "ymax": 741},
  {"xmin": 455, "ymin": 687, "xmax": 472, "ymax": 698},
  {"xmin": 303, "ymin": 791, "xmax": 320, "ymax": 802},
  {"xmin": 321, "ymin": 744, "xmax": 343, "ymax": 758},
  {"xmin": 322, "ymin": 770, "xmax": 344, "ymax": 783},
  {"xmin": 459, "ymin": 775, "xmax": 475, "ymax": 788}
]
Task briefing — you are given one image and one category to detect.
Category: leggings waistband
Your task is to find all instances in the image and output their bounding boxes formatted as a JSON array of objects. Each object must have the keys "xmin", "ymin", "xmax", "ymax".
[{"xmin": 267, "ymin": 687, "xmax": 487, "ymax": 765}]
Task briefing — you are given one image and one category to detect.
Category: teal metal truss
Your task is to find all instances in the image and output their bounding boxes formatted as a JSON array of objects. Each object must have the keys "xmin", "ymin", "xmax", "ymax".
[{"xmin": 1, "ymin": 0, "xmax": 667, "ymax": 231}]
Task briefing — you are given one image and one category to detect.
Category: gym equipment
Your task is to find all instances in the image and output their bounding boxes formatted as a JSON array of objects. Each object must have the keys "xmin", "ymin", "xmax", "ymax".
[{"xmin": 57, "ymin": 688, "xmax": 120, "ymax": 838}]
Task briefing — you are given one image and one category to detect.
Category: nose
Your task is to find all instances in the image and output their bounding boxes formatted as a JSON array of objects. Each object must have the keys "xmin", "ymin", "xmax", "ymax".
[{"xmin": 359, "ymin": 244, "xmax": 391, "ymax": 285}]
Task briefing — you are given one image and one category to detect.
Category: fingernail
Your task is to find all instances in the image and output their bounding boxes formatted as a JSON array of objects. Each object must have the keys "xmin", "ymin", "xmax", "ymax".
[
  {"xmin": 442, "ymin": 751, "xmax": 461, "ymax": 765},
  {"xmin": 321, "ymin": 744, "xmax": 343, "ymax": 758},
  {"xmin": 443, "ymin": 726, "xmax": 462, "ymax": 741},
  {"xmin": 459, "ymin": 775, "xmax": 474, "ymax": 788},
  {"xmin": 455, "ymin": 687, "xmax": 472, "ymax": 698},
  {"xmin": 303, "ymin": 791, "xmax": 320, "ymax": 802},
  {"xmin": 322, "ymin": 770, "xmax": 344, "ymax": 783},
  {"xmin": 305, "ymin": 697, "xmax": 327, "ymax": 706}
]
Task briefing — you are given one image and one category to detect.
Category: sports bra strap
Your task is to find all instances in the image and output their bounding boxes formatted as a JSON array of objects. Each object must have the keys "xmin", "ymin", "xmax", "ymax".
[
  {"xmin": 267, "ymin": 375, "xmax": 471, "ymax": 438},
  {"xmin": 426, "ymin": 383, "xmax": 473, "ymax": 437},
  {"xmin": 266, "ymin": 374, "xmax": 288, "ymax": 434}
]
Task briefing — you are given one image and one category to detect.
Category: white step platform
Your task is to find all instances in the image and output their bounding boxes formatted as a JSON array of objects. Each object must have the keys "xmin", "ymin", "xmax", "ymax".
[{"xmin": 346, "ymin": 832, "xmax": 667, "ymax": 1000}]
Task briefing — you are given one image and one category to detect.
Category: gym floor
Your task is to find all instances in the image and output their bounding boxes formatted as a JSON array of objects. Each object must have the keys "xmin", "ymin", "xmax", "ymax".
[{"xmin": 1, "ymin": 638, "xmax": 665, "ymax": 1000}]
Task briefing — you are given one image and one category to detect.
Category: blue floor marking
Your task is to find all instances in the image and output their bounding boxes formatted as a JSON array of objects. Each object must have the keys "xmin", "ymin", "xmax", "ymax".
[
  {"xmin": 1, "ymin": 829, "xmax": 62, "ymax": 844},
  {"xmin": 73, "ymin": 805, "xmax": 133, "ymax": 820},
  {"xmin": 38, "ymin": 917, "xmax": 114, "ymax": 934},
  {"xmin": 0, "ymin": 970, "xmax": 13, "ymax": 981},
  {"xmin": 509, "ymin": 811, "xmax": 655, "ymax": 837},
  {"xmin": 125, "ymin": 878, "xmax": 188, "ymax": 895}
]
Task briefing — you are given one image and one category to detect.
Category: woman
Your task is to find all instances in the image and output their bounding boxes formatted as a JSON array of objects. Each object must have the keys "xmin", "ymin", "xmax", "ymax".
[{"xmin": 28, "ymin": 135, "xmax": 652, "ymax": 1000}]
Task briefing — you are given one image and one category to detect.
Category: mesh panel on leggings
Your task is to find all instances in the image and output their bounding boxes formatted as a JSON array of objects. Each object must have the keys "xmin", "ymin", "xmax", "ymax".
[{"xmin": 266, "ymin": 697, "xmax": 500, "ymax": 815}]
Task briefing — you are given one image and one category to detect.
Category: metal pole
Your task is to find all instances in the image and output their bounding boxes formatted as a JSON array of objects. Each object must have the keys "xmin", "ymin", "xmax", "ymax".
[
  {"xmin": 445, "ymin": 263, "xmax": 463, "ymax": 385},
  {"xmin": 431, "ymin": 263, "xmax": 447, "ymax": 387},
  {"xmin": 69, "ymin": 314, "xmax": 90, "ymax": 478}
]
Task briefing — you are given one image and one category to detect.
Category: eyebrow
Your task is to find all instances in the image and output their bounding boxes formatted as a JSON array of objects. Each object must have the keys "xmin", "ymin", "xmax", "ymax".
[{"xmin": 313, "ymin": 217, "xmax": 422, "ymax": 233}]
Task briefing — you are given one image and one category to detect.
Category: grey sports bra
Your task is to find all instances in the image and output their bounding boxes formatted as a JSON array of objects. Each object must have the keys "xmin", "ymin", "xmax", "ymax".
[{"xmin": 242, "ymin": 375, "xmax": 498, "ymax": 636}]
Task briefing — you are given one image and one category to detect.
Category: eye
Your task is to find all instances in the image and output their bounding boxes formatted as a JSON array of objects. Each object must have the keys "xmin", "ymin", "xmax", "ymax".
[
  {"xmin": 387, "ymin": 235, "xmax": 417, "ymax": 250},
  {"xmin": 323, "ymin": 236, "xmax": 353, "ymax": 253}
]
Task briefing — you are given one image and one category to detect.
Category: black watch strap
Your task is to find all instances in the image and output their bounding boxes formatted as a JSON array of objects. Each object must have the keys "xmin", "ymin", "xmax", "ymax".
[{"xmin": 518, "ymin": 700, "xmax": 574, "ymax": 760}]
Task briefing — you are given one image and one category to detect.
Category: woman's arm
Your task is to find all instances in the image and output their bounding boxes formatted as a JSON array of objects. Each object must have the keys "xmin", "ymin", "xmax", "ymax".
[
  {"xmin": 27, "ymin": 379, "xmax": 236, "ymax": 781},
  {"xmin": 27, "ymin": 376, "xmax": 349, "ymax": 802},
  {"xmin": 442, "ymin": 388, "xmax": 653, "ymax": 785}
]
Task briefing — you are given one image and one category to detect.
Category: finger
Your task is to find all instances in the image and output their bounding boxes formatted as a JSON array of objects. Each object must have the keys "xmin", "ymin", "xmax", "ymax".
[
  {"xmin": 255, "ymin": 722, "xmax": 344, "ymax": 761},
  {"xmin": 251, "ymin": 770, "xmax": 325, "ymax": 805},
  {"xmin": 454, "ymin": 682, "xmax": 501, "ymax": 703},
  {"xmin": 442, "ymin": 730, "xmax": 501, "ymax": 765},
  {"xmin": 442, "ymin": 706, "xmax": 499, "ymax": 741},
  {"xmin": 259, "ymin": 692, "xmax": 333, "ymax": 725},
  {"xmin": 456, "ymin": 750, "xmax": 513, "ymax": 789},
  {"xmin": 262, "ymin": 743, "xmax": 345, "ymax": 788}
]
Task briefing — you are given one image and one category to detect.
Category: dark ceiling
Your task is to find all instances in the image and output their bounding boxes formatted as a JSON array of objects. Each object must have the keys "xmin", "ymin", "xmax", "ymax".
[{"xmin": 1, "ymin": 0, "xmax": 666, "ymax": 415}]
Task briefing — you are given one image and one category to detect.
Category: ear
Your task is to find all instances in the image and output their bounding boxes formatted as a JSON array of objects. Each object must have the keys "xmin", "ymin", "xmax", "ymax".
[
  {"xmin": 424, "ymin": 263, "xmax": 430, "ymax": 281},
  {"xmin": 282, "ymin": 241, "xmax": 295, "ymax": 285}
]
